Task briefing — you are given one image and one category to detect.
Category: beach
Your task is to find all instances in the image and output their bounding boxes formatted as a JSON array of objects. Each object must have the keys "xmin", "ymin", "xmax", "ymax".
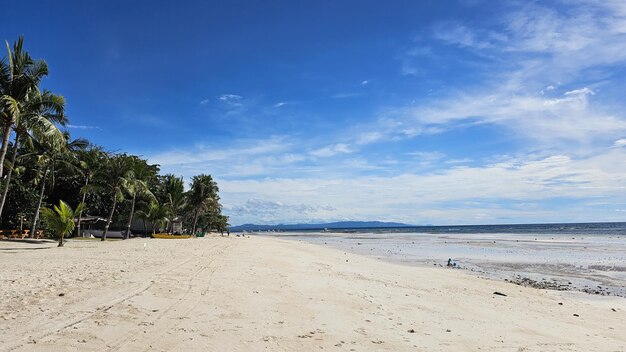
[
  {"xmin": 271, "ymin": 230, "xmax": 626, "ymax": 297},
  {"xmin": 1, "ymin": 236, "xmax": 624, "ymax": 352}
]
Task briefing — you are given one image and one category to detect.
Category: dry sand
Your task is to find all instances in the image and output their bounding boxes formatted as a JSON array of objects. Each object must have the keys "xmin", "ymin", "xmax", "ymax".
[{"xmin": 0, "ymin": 236, "xmax": 624, "ymax": 351}]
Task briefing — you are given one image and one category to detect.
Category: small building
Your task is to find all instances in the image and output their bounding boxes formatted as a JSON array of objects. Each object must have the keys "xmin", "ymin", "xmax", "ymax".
[{"xmin": 75, "ymin": 215, "xmax": 107, "ymax": 237}]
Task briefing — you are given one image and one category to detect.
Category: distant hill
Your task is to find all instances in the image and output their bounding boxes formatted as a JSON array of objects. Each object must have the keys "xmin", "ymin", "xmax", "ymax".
[{"xmin": 229, "ymin": 221, "xmax": 414, "ymax": 232}]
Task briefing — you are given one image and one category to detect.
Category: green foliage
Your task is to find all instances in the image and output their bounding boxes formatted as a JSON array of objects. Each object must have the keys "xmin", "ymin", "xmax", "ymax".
[
  {"xmin": 1, "ymin": 174, "xmax": 39, "ymax": 228},
  {"xmin": 40, "ymin": 200, "xmax": 84, "ymax": 246},
  {"xmin": 136, "ymin": 202, "xmax": 170, "ymax": 234},
  {"xmin": 186, "ymin": 174, "xmax": 221, "ymax": 234},
  {"xmin": 0, "ymin": 37, "xmax": 66, "ymax": 179}
]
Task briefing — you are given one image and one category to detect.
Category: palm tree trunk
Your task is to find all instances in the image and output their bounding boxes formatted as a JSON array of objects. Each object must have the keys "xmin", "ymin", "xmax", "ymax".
[
  {"xmin": 0, "ymin": 131, "xmax": 20, "ymax": 222},
  {"xmin": 125, "ymin": 193, "xmax": 136, "ymax": 239},
  {"xmin": 0, "ymin": 122, "xmax": 12, "ymax": 179},
  {"xmin": 75, "ymin": 176, "xmax": 89, "ymax": 237},
  {"xmin": 58, "ymin": 232, "xmax": 65, "ymax": 247},
  {"xmin": 102, "ymin": 190, "xmax": 118, "ymax": 241},
  {"xmin": 142, "ymin": 219, "xmax": 147, "ymax": 237},
  {"xmin": 192, "ymin": 210, "xmax": 199, "ymax": 235},
  {"xmin": 30, "ymin": 168, "xmax": 49, "ymax": 237}
]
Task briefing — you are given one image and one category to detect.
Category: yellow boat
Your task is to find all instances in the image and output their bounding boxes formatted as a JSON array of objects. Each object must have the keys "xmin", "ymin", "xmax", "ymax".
[{"xmin": 151, "ymin": 233, "xmax": 194, "ymax": 239}]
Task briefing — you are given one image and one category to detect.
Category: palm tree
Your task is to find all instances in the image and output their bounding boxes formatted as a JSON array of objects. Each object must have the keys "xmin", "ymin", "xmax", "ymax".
[
  {"xmin": 135, "ymin": 202, "xmax": 150, "ymax": 237},
  {"xmin": 74, "ymin": 146, "xmax": 105, "ymax": 237},
  {"xmin": 136, "ymin": 202, "xmax": 169, "ymax": 235},
  {"xmin": 214, "ymin": 214, "xmax": 230, "ymax": 234},
  {"xmin": 160, "ymin": 174, "xmax": 184, "ymax": 232},
  {"xmin": 27, "ymin": 132, "xmax": 87, "ymax": 236},
  {"xmin": 40, "ymin": 200, "xmax": 84, "ymax": 247},
  {"xmin": 0, "ymin": 89, "xmax": 66, "ymax": 222},
  {"xmin": 96, "ymin": 153, "xmax": 131, "ymax": 241},
  {"xmin": 0, "ymin": 37, "xmax": 59, "ymax": 178},
  {"xmin": 186, "ymin": 174, "xmax": 220, "ymax": 235},
  {"xmin": 122, "ymin": 159, "xmax": 156, "ymax": 239}
]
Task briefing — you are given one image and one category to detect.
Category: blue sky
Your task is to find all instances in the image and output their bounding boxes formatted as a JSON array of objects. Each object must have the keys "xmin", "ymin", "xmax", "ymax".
[{"xmin": 3, "ymin": 0, "xmax": 626, "ymax": 225}]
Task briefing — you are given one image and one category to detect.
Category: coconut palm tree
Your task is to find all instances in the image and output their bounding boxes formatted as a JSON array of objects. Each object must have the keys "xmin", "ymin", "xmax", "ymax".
[
  {"xmin": 186, "ymin": 174, "xmax": 220, "ymax": 235},
  {"xmin": 95, "ymin": 153, "xmax": 131, "ymax": 241},
  {"xmin": 0, "ymin": 89, "xmax": 66, "ymax": 222},
  {"xmin": 122, "ymin": 161, "xmax": 156, "ymax": 239},
  {"xmin": 74, "ymin": 146, "xmax": 105, "ymax": 237},
  {"xmin": 136, "ymin": 202, "xmax": 169, "ymax": 235},
  {"xmin": 27, "ymin": 132, "xmax": 87, "ymax": 236},
  {"xmin": 159, "ymin": 174, "xmax": 184, "ymax": 232},
  {"xmin": 134, "ymin": 202, "xmax": 150, "ymax": 237},
  {"xmin": 0, "ymin": 37, "xmax": 59, "ymax": 178},
  {"xmin": 40, "ymin": 200, "xmax": 84, "ymax": 247}
]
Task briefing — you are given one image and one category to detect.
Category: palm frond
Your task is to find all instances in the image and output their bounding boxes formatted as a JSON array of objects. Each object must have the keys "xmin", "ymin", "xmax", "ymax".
[
  {"xmin": 28, "ymin": 114, "xmax": 64, "ymax": 145},
  {"xmin": 5, "ymin": 40, "xmax": 13, "ymax": 84},
  {"xmin": 0, "ymin": 95, "xmax": 20, "ymax": 120}
]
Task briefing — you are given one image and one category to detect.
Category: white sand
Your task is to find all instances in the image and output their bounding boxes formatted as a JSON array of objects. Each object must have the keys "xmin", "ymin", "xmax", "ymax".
[{"xmin": 0, "ymin": 236, "xmax": 624, "ymax": 351}]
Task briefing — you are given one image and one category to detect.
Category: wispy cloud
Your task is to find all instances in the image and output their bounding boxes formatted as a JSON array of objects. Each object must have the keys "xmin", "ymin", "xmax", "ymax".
[
  {"xmin": 67, "ymin": 124, "xmax": 101, "ymax": 130},
  {"xmin": 431, "ymin": 21, "xmax": 495, "ymax": 49},
  {"xmin": 219, "ymin": 94, "xmax": 243, "ymax": 101},
  {"xmin": 309, "ymin": 143, "xmax": 352, "ymax": 157},
  {"xmin": 218, "ymin": 94, "xmax": 244, "ymax": 107},
  {"xmin": 388, "ymin": 1, "xmax": 626, "ymax": 151},
  {"xmin": 150, "ymin": 136, "xmax": 290, "ymax": 167},
  {"xmin": 330, "ymin": 92, "xmax": 362, "ymax": 99}
]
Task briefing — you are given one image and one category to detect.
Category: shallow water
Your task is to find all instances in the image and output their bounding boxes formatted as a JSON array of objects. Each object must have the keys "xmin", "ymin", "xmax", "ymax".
[{"xmin": 260, "ymin": 231, "xmax": 626, "ymax": 297}]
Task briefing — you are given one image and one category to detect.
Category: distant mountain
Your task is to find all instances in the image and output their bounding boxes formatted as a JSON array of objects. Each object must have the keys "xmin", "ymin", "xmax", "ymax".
[{"xmin": 229, "ymin": 221, "xmax": 414, "ymax": 231}]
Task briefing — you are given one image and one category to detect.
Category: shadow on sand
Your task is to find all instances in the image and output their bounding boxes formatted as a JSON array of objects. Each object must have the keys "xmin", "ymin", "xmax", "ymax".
[{"xmin": 0, "ymin": 238, "xmax": 55, "ymax": 251}]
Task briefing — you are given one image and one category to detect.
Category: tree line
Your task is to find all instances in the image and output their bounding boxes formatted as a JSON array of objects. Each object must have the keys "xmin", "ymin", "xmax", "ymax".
[{"xmin": 0, "ymin": 37, "xmax": 228, "ymax": 241}]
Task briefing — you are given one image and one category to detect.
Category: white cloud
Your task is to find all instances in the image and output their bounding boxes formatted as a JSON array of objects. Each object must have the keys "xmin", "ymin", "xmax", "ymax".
[
  {"xmin": 613, "ymin": 139, "xmax": 626, "ymax": 147},
  {"xmin": 149, "ymin": 136, "xmax": 291, "ymax": 169},
  {"xmin": 219, "ymin": 94, "xmax": 243, "ymax": 101},
  {"xmin": 400, "ymin": 88, "xmax": 626, "ymax": 146},
  {"xmin": 273, "ymin": 102, "xmax": 287, "ymax": 108},
  {"xmin": 406, "ymin": 151, "xmax": 445, "ymax": 161},
  {"xmin": 218, "ymin": 94, "xmax": 244, "ymax": 108},
  {"xmin": 432, "ymin": 21, "xmax": 495, "ymax": 49},
  {"xmin": 226, "ymin": 199, "xmax": 335, "ymax": 224},
  {"xmin": 564, "ymin": 87, "xmax": 595, "ymax": 96},
  {"xmin": 309, "ymin": 143, "xmax": 352, "ymax": 157},
  {"xmin": 199, "ymin": 99, "xmax": 210, "ymax": 105},
  {"xmin": 361, "ymin": 80, "xmax": 369, "ymax": 86},
  {"xmin": 355, "ymin": 132, "xmax": 384, "ymax": 145},
  {"xmin": 390, "ymin": 1, "xmax": 626, "ymax": 150},
  {"xmin": 331, "ymin": 92, "xmax": 361, "ymax": 99},
  {"xmin": 221, "ymin": 150, "xmax": 626, "ymax": 224},
  {"xmin": 67, "ymin": 124, "xmax": 101, "ymax": 130}
]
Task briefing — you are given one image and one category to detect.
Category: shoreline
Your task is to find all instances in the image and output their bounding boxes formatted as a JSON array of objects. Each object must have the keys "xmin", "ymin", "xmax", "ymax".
[
  {"xmin": 259, "ymin": 231, "xmax": 626, "ymax": 298},
  {"xmin": 1, "ymin": 236, "xmax": 624, "ymax": 351}
]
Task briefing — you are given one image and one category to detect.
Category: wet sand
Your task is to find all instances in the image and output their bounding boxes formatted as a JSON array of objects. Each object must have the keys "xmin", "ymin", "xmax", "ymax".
[
  {"xmin": 275, "ymin": 231, "xmax": 626, "ymax": 297},
  {"xmin": 0, "ymin": 236, "xmax": 624, "ymax": 351}
]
